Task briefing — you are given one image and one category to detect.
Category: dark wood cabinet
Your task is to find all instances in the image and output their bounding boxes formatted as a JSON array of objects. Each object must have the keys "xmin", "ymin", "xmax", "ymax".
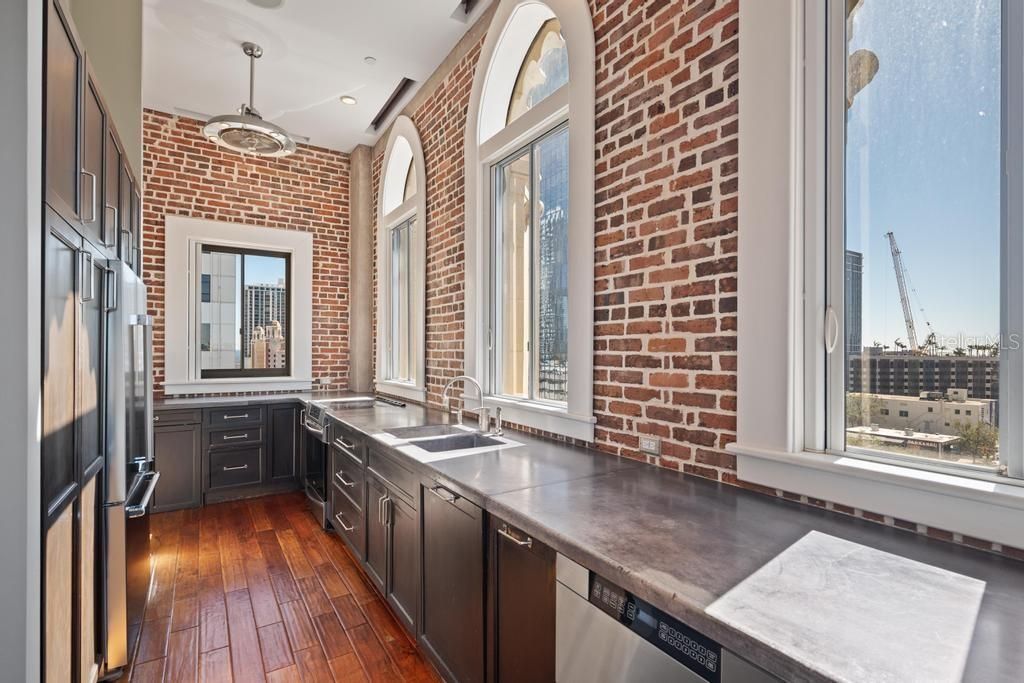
[
  {"xmin": 421, "ymin": 484, "xmax": 485, "ymax": 682},
  {"xmin": 103, "ymin": 129, "xmax": 122, "ymax": 249},
  {"xmin": 488, "ymin": 517, "xmax": 556, "ymax": 683},
  {"xmin": 153, "ymin": 422, "xmax": 202, "ymax": 513},
  {"xmin": 268, "ymin": 404, "xmax": 300, "ymax": 483},
  {"xmin": 388, "ymin": 492, "xmax": 419, "ymax": 632},
  {"xmin": 365, "ymin": 476, "xmax": 389, "ymax": 592},
  {"xmin": 118, "ymin": 163, "xmax": 133, "ymax": 268},
  {"xmin": 45, "ymin": 0, "xmax": 82, "ymax": 224},
  {"xmin": 78, "ymin": 239, "xmax": 108, "ymax": 481},
  {"xmin": 42, "ymin": 208, "xmax": 82, "ymax": 521},
  {"xmin": 81, "ymin": 71, "xmax": 105, "ymax": 248}
]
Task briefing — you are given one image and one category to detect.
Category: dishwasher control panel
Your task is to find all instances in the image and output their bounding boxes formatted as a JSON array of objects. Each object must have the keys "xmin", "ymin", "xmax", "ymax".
[{"xmin": 589, "ymin": 572, "xmax": 722, "ymax": 683}]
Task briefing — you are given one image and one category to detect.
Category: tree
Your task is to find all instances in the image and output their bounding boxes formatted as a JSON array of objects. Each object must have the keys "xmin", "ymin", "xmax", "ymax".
[
  {"xmin": 955, "ymin": 422, "xmax": 999, "ymax": 462},
  {"xmin": 846, "ymin": 393, "xmax": 882, "ymax": 428}
]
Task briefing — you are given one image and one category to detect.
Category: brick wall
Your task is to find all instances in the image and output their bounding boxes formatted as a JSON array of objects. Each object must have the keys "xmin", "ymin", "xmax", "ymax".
[{"xmin": 142, "ymin": 109, "xmax": 351, "ymax": 397}]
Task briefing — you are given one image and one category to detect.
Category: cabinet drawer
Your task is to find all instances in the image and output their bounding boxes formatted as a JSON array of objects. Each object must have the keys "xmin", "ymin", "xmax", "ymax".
[
  {"xmin": 209, "ymin": 426, "xmax": 264, "ymax": 449},
  {"xmin": 208, "ymin": 447, "xmax": 263, "ymax": 489},
  {"xmin": 205, "ymin": 406, "xmax": 264, "ymax": 428},
  {"xmin": 330, "ymin": 423, "xmax": 363, "ymax": 464},
  {"xmin": 367, "ymin": 446, "xmax": 417, "ymax": 505},
  {"xmin": 331, "ymin": 483, "xmax": 364, "ymax": 557},
  {"xmin": 331, "ymin": 446, "xmax": 364, "ymax": 510},
  {"xmin": 153, "ymin": 409, "xmax": 201, "ymax": 427}
]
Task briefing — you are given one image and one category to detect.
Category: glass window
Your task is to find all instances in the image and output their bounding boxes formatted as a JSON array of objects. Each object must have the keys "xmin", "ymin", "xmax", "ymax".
[
  {"xmin": 493, "ymin": 125, "xmax": 569, "ymax": 403},
  {"xmin": 403, "ymin": 159, "xmax": 417, "ymax": 202},
  {"xmin": 507, "ymin": 19, "xmax": 569, "ymax": 126},
  {"xmin": 388, "ymin": 218, "xmax": 414, "ymax": 382},
  {"xmin": 199, "ymin": 245, "xmax": 290, "ymax": 378},
  {"xmin": 839, "ymin": 0, "xmax": 1001, "ymax": 471}
]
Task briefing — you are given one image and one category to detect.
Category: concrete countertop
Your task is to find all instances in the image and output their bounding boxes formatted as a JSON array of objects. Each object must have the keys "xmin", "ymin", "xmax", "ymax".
[{"xmin": 157, "ymin": 393, "xmax": 1024, "ymax": 682}]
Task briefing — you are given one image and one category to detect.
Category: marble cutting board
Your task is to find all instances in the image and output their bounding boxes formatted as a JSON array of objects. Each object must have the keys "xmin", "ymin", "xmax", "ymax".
[{"xmin": 706, "ymin": 530, "xmax": 985, "ymax": 683}]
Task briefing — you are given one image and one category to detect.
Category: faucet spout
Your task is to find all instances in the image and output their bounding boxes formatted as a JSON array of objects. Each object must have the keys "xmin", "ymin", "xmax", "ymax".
[{"xmin": 441, "ymin": 375, "xmax": 485, "ymax": 427}]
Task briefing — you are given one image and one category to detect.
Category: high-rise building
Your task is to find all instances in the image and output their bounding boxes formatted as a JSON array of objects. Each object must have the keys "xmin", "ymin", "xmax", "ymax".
[
  {"xmin": 845, "ymin": 249, "xmax": 863, "ymax": 354},
  {"xmin": 244, "ymin": 281, "xmax": 287, "ymax": 369},
  {"xmin": 848, "ymin": 351, "xmax": 999, "ymax": 403},
  {"xmin": 536, "ymin": 130, "xmax": 569, "ymax": 403}
]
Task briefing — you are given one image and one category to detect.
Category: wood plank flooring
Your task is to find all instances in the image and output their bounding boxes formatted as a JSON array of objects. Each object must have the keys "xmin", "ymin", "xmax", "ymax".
[{"xmin": 126, "ymin": 492, "xmax": 441, "ymax": 683}]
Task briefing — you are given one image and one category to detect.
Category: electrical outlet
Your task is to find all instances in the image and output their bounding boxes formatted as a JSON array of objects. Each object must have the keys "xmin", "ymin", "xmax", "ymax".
[{"xmin": 639, "ymin": 436, "xmax": 661, "ymax": 455}]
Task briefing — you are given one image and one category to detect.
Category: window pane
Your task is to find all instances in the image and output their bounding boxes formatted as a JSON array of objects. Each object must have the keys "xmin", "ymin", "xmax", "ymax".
[
  {"xmin": 389, "ymin": 218, "xmax": 413, "ymax": 381},
  {"xmin": 244, "ymin": 254, "xmax": 288, "ymax": 371},
  {"xmin": 843, "ymin": 1, "xmax": 1001, "ymax": 470},
  {"xmin": 496, "ymin": 149, "xmax": 532, "ymax": 398},
  {"xmin": 199, "ymin": 250, "xmax": 242, "ymax": 371},
  {"xmin": 403, "ymin": 159, "xmax": 417, "ymax": 202},
  {"xmin": 507, "ymin": 19, "xmax": 569, "ymax": 126},
  {"xmin": 535, "ymin": 127, "xmax": 569, "ymax": 403}
]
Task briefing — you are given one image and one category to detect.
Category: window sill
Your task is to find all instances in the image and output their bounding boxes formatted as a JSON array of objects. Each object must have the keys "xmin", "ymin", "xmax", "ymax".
[
  {"xmin": 163, "ymin": 377, "xmax": 313, "ymax": 396},
  {"xmin": 481, "ymin": 395, "xmax": 595, "ymax": 442},
  {"xmin": 727, "ymin": 442, "xmax": 1024, "ymax": 548},
  {"xmin": 376, "ymin": 380, "xmax": 427, "ymax": 404}
]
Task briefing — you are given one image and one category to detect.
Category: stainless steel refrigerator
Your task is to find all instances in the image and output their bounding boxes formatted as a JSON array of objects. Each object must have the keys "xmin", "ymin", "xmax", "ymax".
[{"xmin": 101, "ymin": 260, "xmax": 159, "ymax": 678}]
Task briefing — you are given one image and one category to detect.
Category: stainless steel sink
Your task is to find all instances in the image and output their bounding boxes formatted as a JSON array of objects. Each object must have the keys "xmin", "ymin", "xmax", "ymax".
[
  {"xmin": 313, "ymin": 397, "xmax": 378, "ymax": 409},
  {"xmin": 411, "ymin": 433, "xmax": 505, "ymax": 453},
  {"xmin": 385, "ymin": 424, "xmax": 468, "ymax": 439}
]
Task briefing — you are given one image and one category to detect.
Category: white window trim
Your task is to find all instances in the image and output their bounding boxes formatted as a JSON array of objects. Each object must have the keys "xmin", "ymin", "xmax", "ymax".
[
  {"xmin": 163, "ymin": 215, "xmax": 314, "ymax": 395},
  {"xmin": 464, "ymin": 0, "xmax": 596, "ymax": 442},
  {"xmin": 731, "ymin": 0, "xmax": 1024, "ymax": 549},
  {"xmin": 375, "ymin": 115, "xmax": 427, "ymax": 404}
]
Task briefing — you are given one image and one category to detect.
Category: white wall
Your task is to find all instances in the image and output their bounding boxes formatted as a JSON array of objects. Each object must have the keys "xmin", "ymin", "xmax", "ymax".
[{"xmin": 0, "ymin": 0, "xmax": 42, "ymax": 679}]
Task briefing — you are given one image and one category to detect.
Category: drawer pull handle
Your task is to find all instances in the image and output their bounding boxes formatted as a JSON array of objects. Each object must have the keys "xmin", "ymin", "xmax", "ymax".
[
  {"xmin": 498, "ymin": 524, "xmax": 532, "ymax": 548},
  {"xmin": 429, "ymin": 485, "xmax": 459, "ymax": 504},
  {"xmin": 222, "ymin": 433, "xmax": 249, "ymax": 441},
  {"xmin": 335, "ymin": 471, "xmax": 355, "ymax": 487},
  {"xmin": 222, "ymin": 464, "xmax": 249, "ymax": 472},
  {"xmin": 334, "ymin": 511, "xmax": 355, "ymax": 532},
  {"xmin": 223, "ymin": 413, "xmax": 250, "ymax": 420},
  {"xmin": 334, "ymin": 436, "xmax": 355, "ymax": 450}
]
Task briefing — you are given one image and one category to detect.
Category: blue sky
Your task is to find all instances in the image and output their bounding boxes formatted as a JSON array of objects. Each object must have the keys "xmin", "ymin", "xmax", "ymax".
[{"xmin": 846, "ymin": 0, "xmax": 1001, "ymax": 348}]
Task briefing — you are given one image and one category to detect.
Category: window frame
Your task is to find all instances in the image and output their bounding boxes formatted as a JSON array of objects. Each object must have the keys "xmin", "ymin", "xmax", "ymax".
[
  {"xmin": 197, "ymin": 243, "xmax": 292, "ymax": 380},
  {"xmin": 375, "ymin": 115, "xmax": 427, "ymax": 403},
  {"xmin": 464, "ymin": 0, "xmax": 596, "ymax": 441},
  {"xmin": 731, "ymin": 0, "xmax": 1024, "ymax": 549}
]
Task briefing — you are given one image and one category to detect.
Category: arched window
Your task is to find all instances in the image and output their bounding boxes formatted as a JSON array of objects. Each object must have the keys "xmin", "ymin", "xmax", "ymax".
[
  {"xmin": 377, "ymin": 116, "xmax": 426, "ymax": 402},
  {"xmin": 464, "ymin": 0, "xmax": 595, "ymax": 441}
]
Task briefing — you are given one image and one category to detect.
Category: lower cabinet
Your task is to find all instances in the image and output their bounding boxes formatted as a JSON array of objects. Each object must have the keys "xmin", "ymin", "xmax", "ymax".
[
  {"xmin": 364, "ymin": 474, "xmax": 419, "ymax": 633},
  {"xmin": 489, "ymin": 516, "xmax": 556, "ymax": 683},
  {"xmin": 421, "ymin": 483, "xmax": 486, "ymax": 683},
  {"xmin": 268, "ymin": 403, "xmax": 300, "ymax": 483},
  {"xmin": 152, "ymin": 421, "xmax": 201, "ymax": 513}
]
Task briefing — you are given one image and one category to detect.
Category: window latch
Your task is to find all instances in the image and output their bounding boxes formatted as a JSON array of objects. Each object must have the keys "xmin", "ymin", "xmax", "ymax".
[{"xmin": 824, "ymin": 305, "xmax": 839, "ymax": 354}]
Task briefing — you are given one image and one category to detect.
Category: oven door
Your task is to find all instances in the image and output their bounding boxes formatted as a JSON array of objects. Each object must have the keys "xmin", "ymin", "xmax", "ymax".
[{"xmin": 301, "ymin": 411, "xmax": 329, "ymax": 527}]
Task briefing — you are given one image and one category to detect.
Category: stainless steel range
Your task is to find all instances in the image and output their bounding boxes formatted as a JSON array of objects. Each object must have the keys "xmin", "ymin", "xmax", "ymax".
[{"xmin": 301, "ymin": 402, "xmax": 331, "ymax": 528}]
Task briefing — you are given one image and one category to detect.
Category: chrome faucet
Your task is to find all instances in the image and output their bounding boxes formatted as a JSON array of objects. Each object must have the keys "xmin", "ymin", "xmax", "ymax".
[{"xmin": 441, "ymin": 375, "xmax": 490, "ymax": 431}]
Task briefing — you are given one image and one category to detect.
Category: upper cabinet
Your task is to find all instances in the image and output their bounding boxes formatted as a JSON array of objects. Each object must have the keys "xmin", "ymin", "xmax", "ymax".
[
  {"xmin": 45, "ymin": 0, "xmax": 82, "ymax": 224},
  {"xmin": 45, "ymin": 0, "xmax": 141, "ymax": 272}
]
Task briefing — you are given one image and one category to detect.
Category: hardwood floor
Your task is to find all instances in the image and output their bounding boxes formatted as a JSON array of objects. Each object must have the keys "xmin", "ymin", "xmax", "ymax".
[{"xmin": 126, "ymin": 492, "xmax": 441, "ymax": 683}]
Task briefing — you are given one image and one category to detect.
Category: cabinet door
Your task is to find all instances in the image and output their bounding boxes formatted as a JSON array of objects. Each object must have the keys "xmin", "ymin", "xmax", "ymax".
[
  {"xmin": 103, "ymin": 130, "xmax": 121, "ymax": 249},
  {"xmin": 387, "ymin": 492, "xmax": 418, "ymax": 633},
  {"xmin": 45, "ymin": 0, "xmax": 82, "ymax": 223},
  {"xmin": 364, "ymin": 477, "xmax": 388, "ymax": 592},
  {"xmin": 268, "ymin": 404, "xmax": 299, "ymax": 483},
  {"xmin": 131, "ymin": 187, "xmax": 142, "ymax": 275},
  {"xmin": 490, "ymin": 519, "xmax": 556, "ymax": 683},
  {"xmin": 152, "ymin": 424, "xmax": 201, "ymax": 512},
  {"xmin": 80, "ymin": 73, "xmax": 104, "ymax": 247},
  {"xmin": 118, "ymin": 165, "xmax": 133, "ymax": 267},
  {"xmin": 78, "ymin": 241, "xmax": 106, "ymax": 480},
  {"xmin": 43, "ymin": 209, "xmax": 81, "ymax": 520},
  {"xmin": 421, "ymin": 484, "xmax": 484, "ymax": 682}
]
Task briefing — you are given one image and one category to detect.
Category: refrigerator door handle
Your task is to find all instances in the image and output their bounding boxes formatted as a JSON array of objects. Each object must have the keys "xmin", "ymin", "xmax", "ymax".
[{"xmin": 126, "ymin": 471, "xmax": 160, "ymax": 519}]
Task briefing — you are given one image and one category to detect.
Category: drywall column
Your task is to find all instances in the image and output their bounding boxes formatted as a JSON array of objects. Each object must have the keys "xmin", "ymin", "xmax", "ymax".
[
  {"xmin": 0, "ymin": 0, "xmax": 42, "ymax": 680},
  {"xmin": 348, "ymin": 145, "xmax": 374, "ymax": 392}
]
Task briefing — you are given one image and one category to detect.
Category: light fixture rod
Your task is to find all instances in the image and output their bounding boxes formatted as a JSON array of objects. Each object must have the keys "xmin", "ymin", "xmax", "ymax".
[{"xmin": 241, "ymin": 42, "xmax": 263, "ymax": 112}]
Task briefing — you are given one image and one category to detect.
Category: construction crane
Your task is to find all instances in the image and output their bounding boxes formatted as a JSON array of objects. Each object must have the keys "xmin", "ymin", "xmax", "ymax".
[{"xmin": 885, "ymin": 231, "xmax": 934, "ymax": 353}]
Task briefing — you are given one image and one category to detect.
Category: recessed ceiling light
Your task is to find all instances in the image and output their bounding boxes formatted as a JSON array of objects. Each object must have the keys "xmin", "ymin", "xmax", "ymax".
[
  {"xmin": 247, "ymin": 0, "xmax": 284, "ymax": 8},
  {"xmin": 364, "ymin": 56, "xmax": 377, "ymax": 65},
  {"xmin": 340, "ymin": 95, "xmax": 358, "ymax": 105}
]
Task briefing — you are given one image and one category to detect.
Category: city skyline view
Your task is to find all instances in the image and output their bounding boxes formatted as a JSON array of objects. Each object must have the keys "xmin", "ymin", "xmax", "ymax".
[{"xmin": 846, "ymin": 0, "xmax": 1001, "ymax": 348}]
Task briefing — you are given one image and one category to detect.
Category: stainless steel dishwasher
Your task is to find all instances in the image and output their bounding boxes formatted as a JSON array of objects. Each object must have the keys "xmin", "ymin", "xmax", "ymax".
[{"xmin": 555, "ymin": 554, "xmax": 777, "ymax": 682}]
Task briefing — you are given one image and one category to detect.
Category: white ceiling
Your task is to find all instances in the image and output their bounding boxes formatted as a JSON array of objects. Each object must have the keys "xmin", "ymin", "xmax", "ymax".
[{"xmin": 142, "ymin": 0, "xmax": 491, "ymax": 153}]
